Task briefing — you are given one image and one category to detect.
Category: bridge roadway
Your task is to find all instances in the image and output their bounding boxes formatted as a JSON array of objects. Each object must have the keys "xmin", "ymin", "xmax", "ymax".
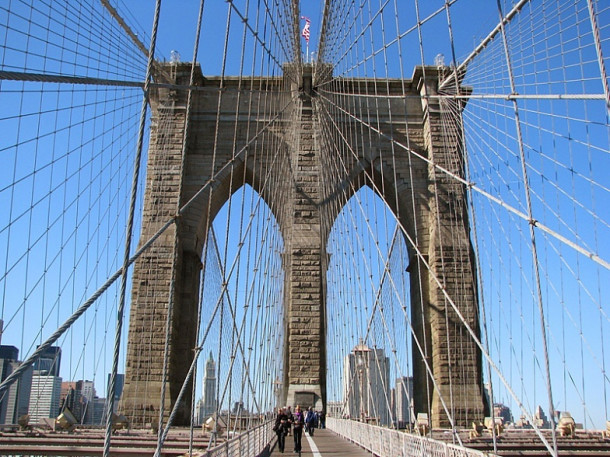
[{"xmin": 268, "ymin": 428, "xmax": 372, "ymax": 456}]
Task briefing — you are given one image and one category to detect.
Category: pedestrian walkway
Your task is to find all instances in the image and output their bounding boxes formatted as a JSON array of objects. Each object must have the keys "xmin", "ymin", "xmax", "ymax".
[{"xmin": 268, "ymin": 428, "xmax": 373, "ymax": 456}]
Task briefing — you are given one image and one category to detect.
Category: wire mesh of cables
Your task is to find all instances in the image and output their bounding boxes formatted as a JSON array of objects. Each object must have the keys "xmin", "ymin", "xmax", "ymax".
[
  {"xmin": 0, "ymin": 1, "xmax": 609, "ymax": 457},
  {"xmin": 0, "ymin": 0, "xmax": 297, "ymax": 453},
  {"xmin": 316, "ymin": 0, "xmax": 609, "ymax": 454}
]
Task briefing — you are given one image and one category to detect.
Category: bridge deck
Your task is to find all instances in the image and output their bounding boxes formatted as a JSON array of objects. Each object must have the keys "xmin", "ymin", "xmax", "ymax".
[{"xmin": 268, "ymin": 428, "xmax": 372, "ymax": 456}]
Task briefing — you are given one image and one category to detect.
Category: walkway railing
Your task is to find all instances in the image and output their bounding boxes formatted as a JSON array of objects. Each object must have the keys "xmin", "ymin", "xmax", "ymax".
[
  {"xmin": 326, "ymin": 417, "xmax": 495, "ymax": 457},
  {"xmin": 204, "ymin": 420, "xmax": 274, "ymax": 457}
]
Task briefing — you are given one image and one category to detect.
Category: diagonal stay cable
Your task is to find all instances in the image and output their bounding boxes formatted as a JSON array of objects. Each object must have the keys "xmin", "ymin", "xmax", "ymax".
[
  {"xmin": 316, "ymin": 89, "xmax": 610, "ymax": 271},
  {"xmin": 316, "ymin": 91, "xmax": 558, "ymax": 454},
  {"xmin": 0, "ymin": 91, "xmax": 295, "ymax": 400}
]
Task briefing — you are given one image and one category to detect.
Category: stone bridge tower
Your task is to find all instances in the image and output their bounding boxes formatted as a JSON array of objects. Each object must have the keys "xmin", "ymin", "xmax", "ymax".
[{"xmin": 120, "ymin": 62, "xmax": 485, "ymax": 428}]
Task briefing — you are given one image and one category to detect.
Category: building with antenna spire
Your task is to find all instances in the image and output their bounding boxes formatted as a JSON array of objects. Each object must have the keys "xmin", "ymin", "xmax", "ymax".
[{"xmin": 196, "ymin": 352, "xmax": 217, "ymax": 424}]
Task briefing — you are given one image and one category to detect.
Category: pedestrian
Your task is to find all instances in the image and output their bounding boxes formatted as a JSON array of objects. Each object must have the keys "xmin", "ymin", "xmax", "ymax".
[
  {"xmin": 285, "ymin": 406, "xmax": 292, "ymax": 435},
  {"xmin": 305, "ymin": 407, "xmax": 316, "ymax": 436},
  {"xmin": 291, "ymin": 405, "xmax": 304, "ymax": 454},
  {"xmin": 319, "ymin": 410, "xmax": 326, "ymax": 429},
  {"xmin": 273, "ymin": 407, "xmax": 289, "ymax": 453}
]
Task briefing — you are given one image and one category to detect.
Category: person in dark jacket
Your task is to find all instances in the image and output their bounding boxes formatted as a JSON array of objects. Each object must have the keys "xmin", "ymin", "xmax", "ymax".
[
  {"xmin": 291, "ymin": 405, "xmax": 304, "ymax": 454},
  {"xmin": 274, "ymin": 407, "xmax": 290, "ymax": 453},
  {"xmin": 305, "ymin": 407, "xmax": 317, "ymax": 436},
  {"xmin": 319, "ymin": 410, "xmax": 326, "ymax": 429}
]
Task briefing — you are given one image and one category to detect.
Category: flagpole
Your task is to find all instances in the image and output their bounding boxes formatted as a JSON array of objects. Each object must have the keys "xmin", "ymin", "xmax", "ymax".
[{"xmin": 301, "ymin": 16, "xmax": 311, "ymax": 64}]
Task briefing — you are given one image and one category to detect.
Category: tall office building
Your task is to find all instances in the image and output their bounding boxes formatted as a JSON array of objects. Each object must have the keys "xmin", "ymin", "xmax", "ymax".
[
  {"xmin": 343, "ymin": 342, "xmax": 391, "ymax": 425},
  {"xmin": 198, "ymin": 352, "xmax": 217, "ymax": 421},
  {"xmin": 394, "ymin": 376, "xmax": 413, "ymax": 428},
  {"xmin": 28, "ymin": 373, "xmax": 62, "ymax": 424},
  {"xmin": 90, "ymin": 396, "xmax": 106, "ymax": 425},
  {"xmin": 33, "ymin": 346, "xmax": 61, "ymax": 377},
  {"xmin": 107, "ymin": 373, "xmax": 124, "ymax": 401},
  {"xmin": 0, "ymin": 346, "xmax": 32, "ymax": 424},
  {"xmin": 73, "ymin": 380, "xmax": 95, "ymax": 424}
]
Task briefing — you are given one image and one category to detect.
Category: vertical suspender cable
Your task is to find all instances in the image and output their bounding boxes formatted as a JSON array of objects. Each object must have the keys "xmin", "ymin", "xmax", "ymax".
[
  {"xmin": 104, "ymin": 1, "xmax": 163, "ymax": 456},
  {"xmin": 156, "ymin": 0, "xmax": 208, "ymax": 452},
  {"xmin": 494, "ymin": 1, "xmax": 558, "ymax": 455},
  {"xmin": 586, "ymin": 0, "xmax": 610, "ymax": 114}
]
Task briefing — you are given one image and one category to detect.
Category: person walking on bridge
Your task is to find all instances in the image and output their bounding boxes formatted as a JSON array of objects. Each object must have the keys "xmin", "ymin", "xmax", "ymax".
[
  {"xmin": 274, "ymin": 407, "xmax": 289, "ymax": 453},
  {"xmin": 305, "ymin": 407, "xmax": 317, "ymax": 436},
  {"xmin": 291, "ymin": 405, "xmax": 304, "ymax": 454}
]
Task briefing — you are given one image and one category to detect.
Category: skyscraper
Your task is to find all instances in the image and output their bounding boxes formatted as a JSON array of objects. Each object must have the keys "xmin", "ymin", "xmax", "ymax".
[
  {"xmin": 107, "ymin": 373, "xmax": 124, "ymax": 401},
  {"xmin": 394, "ymin": 376, "xmax": 413, "ymax": 428},
  {"xmin": 0, "ymin": 346, "xmax": 32, "ymax": 424},
  {"xmin": 33, "ymin": 346, "xmax": 61, "ymax": 377},
  {"xmin": 343, "ymin": 342, "xmax": 391, "ymax": 425},
  {"xmin": 199, "ymin": 352, "xmax": 217, "ymax": 421},
  {"xmin": 28, "ymin": 373, "xmax": 62, "ymax": 424},
  {"xmin": 73, "ymin": 380, "xmax": 95, "ymax": 424}
]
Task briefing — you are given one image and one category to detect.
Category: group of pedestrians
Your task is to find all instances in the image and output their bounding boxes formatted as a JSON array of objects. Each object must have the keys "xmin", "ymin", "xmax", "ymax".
[{"xmin": 273, "ymin": 405, "xmax": 326, "ymax": 454}]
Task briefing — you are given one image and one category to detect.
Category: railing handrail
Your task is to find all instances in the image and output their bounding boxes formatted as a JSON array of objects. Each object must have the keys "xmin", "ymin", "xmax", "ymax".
[
  {"xmin": 204, "ymin": 419, "xmax": 274, "ymax": 457},
  {"xmin": 326, "ymin": 417, "xmax": 497, "ymax": 457}
]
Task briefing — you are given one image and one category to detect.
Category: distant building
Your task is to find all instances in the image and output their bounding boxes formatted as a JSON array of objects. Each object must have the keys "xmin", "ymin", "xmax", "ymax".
[
  {"xmin": 533, "ymin": 405, "xmax": 551, "ymax": 428},
  {"xmin": 29, "ymin": 373, "xmax": 62, "ymax": 424},
  {"xmin": 394, "ymin": 376, "xmax": 413, "ymax": 428},
  {"xmin": 493, "ymin": 403, "xmax": 513, "ymax": 424},
  {"xmin": 0, "ymin": 346, "xmax": 32, "ymax": 424},
  {"xmin": 107, "ymin": 373, "xmax": 124, "ymax": 401},
  {"xmin": 197, "ymin": 353, "xmax": 217, "ymax": 423},
  {"xmin": 60, "ymin": 382, "xmax": 77, "ymax": 417},
  {"xmin": 61, "ymin": 380, "xmax": 105, "ymax": 425},
  {"xmin": 33, "ymin": 346, "xmax": 61, "ymax": 377},
  {"xmin": 89, "ymin": 397, "xmax": 106, "ymax": 425},
  {"xmin": 343, "ymin": 342, "xmax": 391, "ymax": 425},
  {"xmin": 0, "ymin": 346, "xmax": 19, "ymax": 362},
  {"xmin": 73, "ymin": 380, "xmax": 95, "ymax": 424},
  {"xmin": 232, "ymin": 401, "xmax": 245, "ymax": 414}
]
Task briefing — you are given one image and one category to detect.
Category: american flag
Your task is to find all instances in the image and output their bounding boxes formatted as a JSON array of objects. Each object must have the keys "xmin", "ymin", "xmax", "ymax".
[{"xmin": 301, "ymin": 16, "xmax": 311, "ymax": 43}]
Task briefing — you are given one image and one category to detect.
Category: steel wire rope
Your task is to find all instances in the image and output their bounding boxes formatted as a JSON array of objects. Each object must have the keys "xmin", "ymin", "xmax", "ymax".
[
  {"xmin": 317, "ymin": 75, "xmax": 363, "ymax": 418},
  {"xmin": 316, "ymin": 95, "xmax": 465, "ymax": 442},
  {"xmin": 205, "ymin": 126, "xmax": 290, "ymax": 427},
  {"xmin": 155, "ymin": 229, "xmax": 229, "ymax": 457},
  {"xmin": 316, "ymin": 91, "xmax": 562, "ymax": 452},
  {"xmin": 540, "ymin": 0, "xmax": 579, "ymax": 425},
  {"xmin": 0, "ymin": 51, "xmax": 295, "ymax": 404},
  {"xmin": 188, "ymin": 235, "xmax": 212, "ymax": 456},
  {"xmin": 412, "ymin": 0, "xmax": 463, "ymax": 430},
  {"xmin": 154, "ymin": 0, "xmax": 208, "ymax": 449},
  {"xmin": 238, "ymin": 0, "xmax": 265, "ymax": 424},
  {"xmin": 494, "ymin": 1, "xmax": 559, "ymax": 452},
  {"xmin": 220, "ymin": 0, "xmax": 263, "ymax": 429},
  {"xmin": 317, "ymin": 89, "xmax": 610, "ymax": 271},
  {"xmin": 388, "ymin": 0, "xmax": 432, "ymax": 431},
  {"xmin": 365, "ymin": 0, "xmax": 404, "ymax": 429},
  {"xmin": 319, "ymin": 112, "xmax": 464, "ymax": 443},
  {"xmin": 442, "ymin": 0, "xmax": 499, "ymax": 446},
  {"xmin": 244, "ymin": 0, "xmax": 287, "ymax": 417},
  {"xmin": 319, "ymin": 114, "xmax": 371, "ymax": 384},
  {"xmin": 361, "ymin": 226, "xmax": 405, "ymax": 428},
  {"xmin": 127, "ymin": 83, "xmax": 179, "ymax": 424},
  {"xmin": 103, "ymin": 0, "xmax": 162, "ymax": 452},
  {"xmin": 0, "ymin": 1, "xmax": 146, "ymax": 80}
]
